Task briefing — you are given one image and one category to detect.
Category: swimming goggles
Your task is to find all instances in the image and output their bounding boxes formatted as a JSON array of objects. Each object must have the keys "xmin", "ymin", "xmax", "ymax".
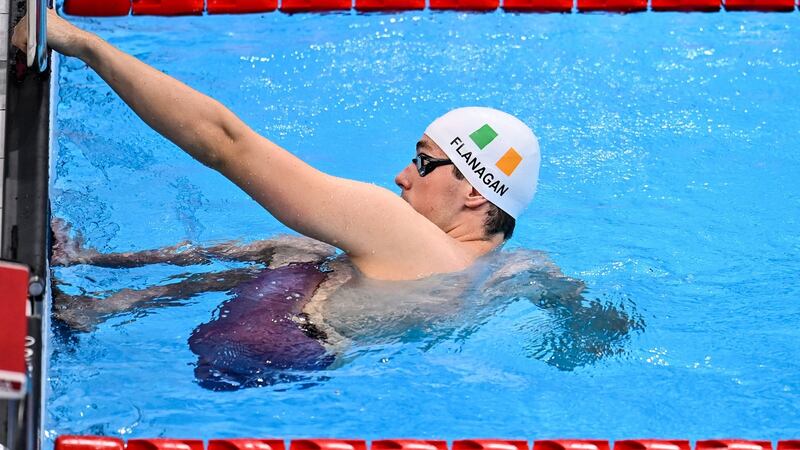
[{"xmin": 412, "ymin": 153, "xmax": 454, "ymax": 177}]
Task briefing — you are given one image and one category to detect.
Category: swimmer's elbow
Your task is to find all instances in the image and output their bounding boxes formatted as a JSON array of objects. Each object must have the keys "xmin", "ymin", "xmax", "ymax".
[
  {"xmin": 202, "ymin": 126, "xmax": 243, "ymax": 174},
  {"xmin": 203, "ymin": 112, "xmax": 252, "ymax": 170}
]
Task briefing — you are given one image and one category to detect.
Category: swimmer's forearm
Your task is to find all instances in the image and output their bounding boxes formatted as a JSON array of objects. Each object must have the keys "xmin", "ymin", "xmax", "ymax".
[
  {"xmin": 53, "ymin": 268, "xmax": 262, "ymax": 330},
  {"xmin": 100, "ymin": 268, "xmax": 262, "ymax": 307},
  {"xmin": 75, "ymin": 33, "xmax": 246, "ymax": 168},
  {"xmin": 77, "ymin": 246, "xmax": 211, "ymax": 268},
  {"xmin": 54, "ymin": 245, "xmax": 209, "ymax": 268}
]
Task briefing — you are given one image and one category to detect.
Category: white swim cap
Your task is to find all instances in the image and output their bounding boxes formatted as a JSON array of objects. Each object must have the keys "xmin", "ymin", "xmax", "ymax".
[{"xmin": 424, "ymin": 107, "xmax": 541, "ymax": 219}]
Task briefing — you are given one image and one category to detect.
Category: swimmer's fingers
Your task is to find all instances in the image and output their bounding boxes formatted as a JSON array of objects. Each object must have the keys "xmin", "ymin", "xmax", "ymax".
[
  {"xmin": 11, "ymin": 15, "xmax": 28, "ymax": 52},
  {"xmin": 51, "ymin": 286, "xmax": 102, "ymax": 332},
  {"xmin": 50, "ymin": 218, "xmax": 71, "ymax": 248},
  {"xmin": 17, "ymin": 9, "xmax": 93, "ymax": 58},
  {"xmin": 50, "ymin": 218, "xmax": 100, "ymax": 266},
  {"xmin": 50, "ymin": 218, "xmax": 78, "ymax": 266}
]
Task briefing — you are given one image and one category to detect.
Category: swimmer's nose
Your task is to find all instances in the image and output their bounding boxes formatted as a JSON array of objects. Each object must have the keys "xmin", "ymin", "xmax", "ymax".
[{"xmin": 395, "ymin": 164, "xmax": 413, "ymax": 191}]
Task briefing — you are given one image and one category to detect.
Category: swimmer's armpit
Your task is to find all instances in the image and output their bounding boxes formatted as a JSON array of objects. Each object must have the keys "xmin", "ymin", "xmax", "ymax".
[{"xmin": 53, "ymin": 267, "xmax": 262, "ymax": 331}]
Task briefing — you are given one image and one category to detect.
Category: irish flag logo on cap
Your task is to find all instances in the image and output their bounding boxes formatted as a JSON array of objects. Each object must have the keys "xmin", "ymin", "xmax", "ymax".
[
  {"xmin": 469, "ymin": 124, "xmax": 524, "ymax": 177},
  {"xmin": 424, "ymin": 107, "xmax": 541, "ymax": 219}
]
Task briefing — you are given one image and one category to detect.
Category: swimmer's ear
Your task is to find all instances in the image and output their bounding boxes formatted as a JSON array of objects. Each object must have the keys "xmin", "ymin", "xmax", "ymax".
[{"xmin": 464, "ymin": 187, "xmax": 489, "ymax": 210}]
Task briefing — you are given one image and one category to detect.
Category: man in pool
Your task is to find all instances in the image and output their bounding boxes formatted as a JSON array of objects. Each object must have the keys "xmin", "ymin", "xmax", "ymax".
[{"xmin": 13, "ymin": 11, "xmax": 638, "ymax": 390}]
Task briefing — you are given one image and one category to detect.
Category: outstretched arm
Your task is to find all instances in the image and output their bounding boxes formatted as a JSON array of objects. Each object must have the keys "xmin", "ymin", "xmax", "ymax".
[{"xmin": 16, "ymin": 11, "xmax": 458, "ymax": 279}]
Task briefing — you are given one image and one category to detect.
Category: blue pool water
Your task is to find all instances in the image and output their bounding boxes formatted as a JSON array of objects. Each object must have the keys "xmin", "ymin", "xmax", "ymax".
[{"xmin": 46, "ymin": 9, "xmax": 800, "ymax": 445}]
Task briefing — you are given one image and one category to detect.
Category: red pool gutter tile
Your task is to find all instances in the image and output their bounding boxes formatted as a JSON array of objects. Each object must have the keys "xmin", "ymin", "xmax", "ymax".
[
  {"xmin": 208, "ymin": 0, "xmax": 278, "ymax": 13},
  {"xmin": 453, "ymin": 441, "xmax": 529, "ymax": 450},
  {"xmin": 724, "ymin": 0, "xmax": 795, "ymax": 10},
  {"xmin": 126, "ymin": 439, "xmax": 205, "ymax": 450},
  {"xmin": 63, "ymin": 0, "xmax": 132, "ymax": 16},
  {"xmin": 534, "ymin": 441, "xmax": 610, "ymax": 450},
  {"xmin": 614, "ymin": 440, "xmax": 691, "ymax": 450},
  {"xmin": 132, "ymin": 0, "xmax": 204, "ymax": 15},
  {"xmin": 355, "ymin": 0, "xmax": 425, "ymax": 12},
  {"xmin": 651, "ymin": 0, "xmax": 720, "ymax": 11},
  {"xmin": 55, "ymin": 436, "xmax": 125, "ymax": 450},
  {"xmin": 577, "ymin": 0, "xmax": 646, "ymax": 11},
  {"xmin": 503, "ymin": 0, "xmax": 572, "ymax": 12},
  {"xmin": 280, "ymin": 0, "xmax": 352, "ymax": 12},
  {"xmin": 696, "ymin": 441, "xmax": 773, "ymax": 450},
  {"xmin": 429, "ymin": 0, "xmax": 500, "ymax": 11},
  {"xmin": 289, "ymin": 440, "xmax": 367, "ymax": 450},
  {"xmin": 372, "ymin": 441, "xmax": 448, "ymax": 450},
  {"xmin": 208, "ymin": 439, "xmax": 286, "ymax": 450}
]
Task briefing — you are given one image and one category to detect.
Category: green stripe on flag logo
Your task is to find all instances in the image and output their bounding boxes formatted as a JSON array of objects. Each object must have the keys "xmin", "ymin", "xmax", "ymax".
[{"xmin": 469, "ymin": 124, "xmax": 498, "ymax": 150}]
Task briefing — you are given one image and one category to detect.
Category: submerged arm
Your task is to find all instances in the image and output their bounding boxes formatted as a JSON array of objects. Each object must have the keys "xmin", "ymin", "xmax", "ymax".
[
  {"xmin": 53, "ymin": 267, "xmax": 262, "ymax": 331},
  {"xmin": 474, "ymin": 252, "xmax": 645, "ymax": 369}
]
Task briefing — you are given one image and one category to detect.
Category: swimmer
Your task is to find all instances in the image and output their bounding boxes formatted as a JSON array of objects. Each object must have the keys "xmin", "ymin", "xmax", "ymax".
[{"xmin": 18, "ymin": 11, "xmax": 643, "ymax": 389}]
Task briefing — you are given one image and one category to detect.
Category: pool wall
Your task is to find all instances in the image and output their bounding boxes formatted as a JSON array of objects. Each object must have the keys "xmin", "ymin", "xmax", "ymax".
[
  {"xmin": 0, "ymin": 0, "xmax": 8, "ymax": 249},
  {"xmin": 0, "ymin": 0, "xmax": 8, "ymax": 442},
  {"xmin": 0, "ymin": 0, "xmax": 53, "ymax": 449}
]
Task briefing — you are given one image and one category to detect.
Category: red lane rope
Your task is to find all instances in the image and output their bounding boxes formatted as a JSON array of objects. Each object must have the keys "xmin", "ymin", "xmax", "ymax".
[
  {"xmin": 132, "ymin": 0, "xmax": 204, "ymax": 15},
  {"xmin": 208, "ymin": 0, "xmax": 278, "ymax": 13},
  {"xmin": 55, "ymin": 437, "xmax": 800, "ymax": 450},
  {"xmin": 62, "ymin": 0, "xmax": 798, "ymax": 14}
]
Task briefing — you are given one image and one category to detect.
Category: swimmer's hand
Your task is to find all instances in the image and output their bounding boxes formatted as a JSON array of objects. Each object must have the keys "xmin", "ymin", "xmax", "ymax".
[
  {"xmin": 12, "ymin": 9, "xmax": 93, "ymax": 58},
  {"xmin": 51, "ymin": 218, "xmax": 101, "ymax": 266}
]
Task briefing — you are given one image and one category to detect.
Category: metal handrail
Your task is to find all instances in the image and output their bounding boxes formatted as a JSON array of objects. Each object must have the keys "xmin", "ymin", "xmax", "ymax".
[{"xmin": 25, "ymin": 0, "xmax": 48, "ymax": 71}]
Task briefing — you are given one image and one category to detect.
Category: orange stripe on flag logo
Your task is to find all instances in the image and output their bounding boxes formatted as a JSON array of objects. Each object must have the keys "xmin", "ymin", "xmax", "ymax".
[{"xmin": 496, "ymin": 147, "xmax": 522, "ymax": 176}]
